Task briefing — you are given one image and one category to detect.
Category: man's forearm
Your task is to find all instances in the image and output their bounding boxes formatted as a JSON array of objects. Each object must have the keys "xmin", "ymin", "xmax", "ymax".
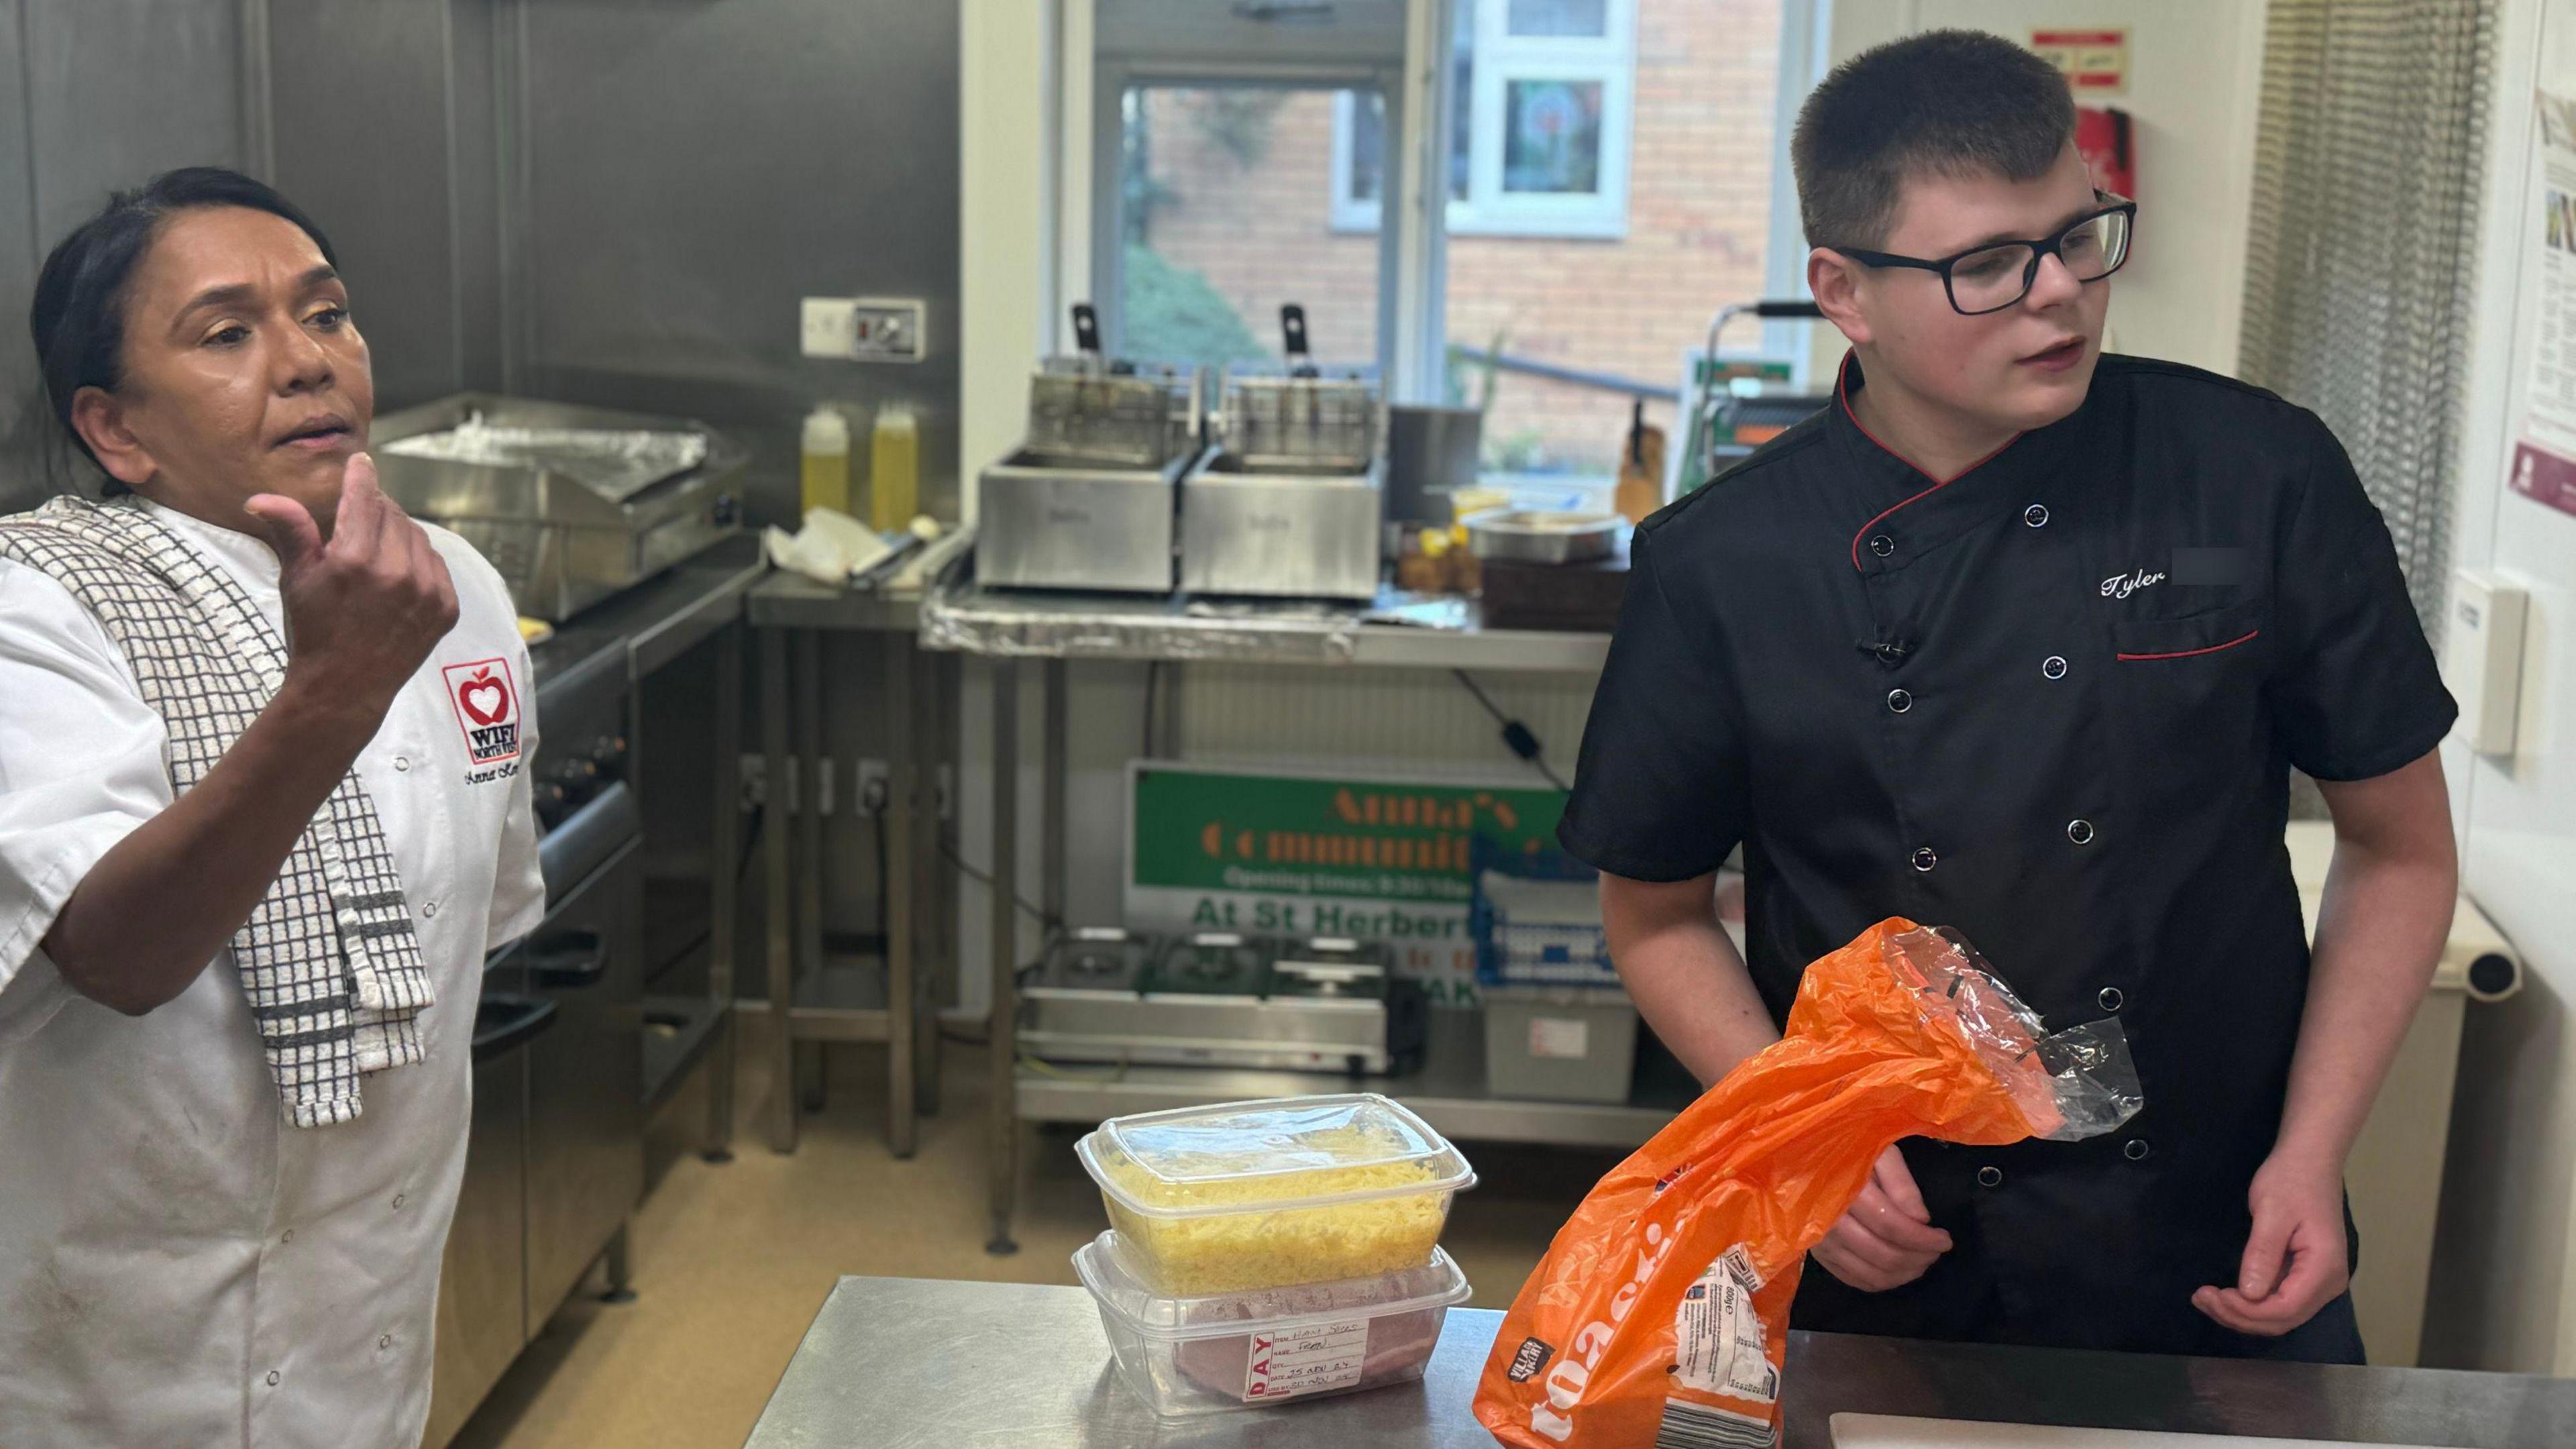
[
  {"xmin": 1601, "ymin": 873, "xmax": 1778, "ymax": 1085},
  {"xmin": 42, "ymin": 680, "xmax": 377, "ymax": 1015},
  {"xmin": 2274, "ymin": 771, "xmax": 2459, "ymax": 1173}
]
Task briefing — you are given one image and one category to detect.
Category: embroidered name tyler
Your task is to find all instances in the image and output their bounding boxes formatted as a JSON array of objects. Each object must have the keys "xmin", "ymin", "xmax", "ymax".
[{"xmin": 2101, "ymin": 569, "xmax": 2166, "ymax": 600}]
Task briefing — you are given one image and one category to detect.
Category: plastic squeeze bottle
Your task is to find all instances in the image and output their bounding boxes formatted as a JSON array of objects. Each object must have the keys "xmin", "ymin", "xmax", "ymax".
[
  {"xmin": 800, "ymin": 404, "xmax": 851, "ymax": 517},
  {"xmin": 869, "ymin": 407, "xmax": 919, "ymax": 533}
]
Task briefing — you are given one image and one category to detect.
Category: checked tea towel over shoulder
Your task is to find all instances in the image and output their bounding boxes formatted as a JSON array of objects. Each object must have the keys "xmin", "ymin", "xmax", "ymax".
[{"xmin": 0, "ymin": 494, "xmax": 433, "ymax": 1128}]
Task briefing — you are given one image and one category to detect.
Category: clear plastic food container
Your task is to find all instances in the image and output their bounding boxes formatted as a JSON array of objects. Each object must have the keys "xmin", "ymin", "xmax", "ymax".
[
  {"xmin": 1075, "ymin": 1230, "xmax": 1472, "ymax": 1417},
  {"xmin": 1074, "ymin": 1093, "xmax": 1477, "ymax": 1295}
]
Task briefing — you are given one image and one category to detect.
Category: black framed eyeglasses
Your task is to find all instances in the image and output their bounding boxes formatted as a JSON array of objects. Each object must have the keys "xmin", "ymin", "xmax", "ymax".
[{"xmin": 1833, "ymin": 195, "xmax": 2137, "ymax": 316}]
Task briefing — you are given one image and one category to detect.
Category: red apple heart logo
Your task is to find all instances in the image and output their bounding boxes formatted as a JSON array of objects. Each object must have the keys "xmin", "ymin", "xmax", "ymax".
[{"xmin": 459, "ymin": 669, "xmax": 511, "ymax": 726}]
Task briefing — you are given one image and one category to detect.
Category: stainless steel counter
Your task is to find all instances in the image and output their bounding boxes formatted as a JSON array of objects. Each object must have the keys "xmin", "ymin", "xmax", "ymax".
[
  {"xmin": 747, "ymin": 568, "xmax": 1610, "ymax": 673},
  {"xmin": 528, "ymin": 532, "xmax": 767, "ymax": 702},
  {"xmin": 745, "ymin": 1277, "xmax": 2576, "ymax": 1449},
  {"xmin": 1018, "ymin": 1008, "xmax": 1692, "ymax": 1150},
  {"xmin": 741, "ymin": 551, "xmax": 1617, "ymax": 1244}
]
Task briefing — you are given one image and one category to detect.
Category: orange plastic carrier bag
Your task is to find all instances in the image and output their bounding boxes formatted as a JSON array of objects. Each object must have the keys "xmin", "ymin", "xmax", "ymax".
[{"xmin": 1472, "ymin": 918, "xmax": 2141, "ymax": 1448}]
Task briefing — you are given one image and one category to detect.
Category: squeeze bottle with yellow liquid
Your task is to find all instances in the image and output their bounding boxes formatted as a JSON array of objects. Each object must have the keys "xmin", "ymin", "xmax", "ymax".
[
  {"xmin": 868, "ymin": 406, "xmax": 918, "ymax": 533},
  {"xmin": 800, "ymin": 404, "xmax": 851, "ymax": 516}
]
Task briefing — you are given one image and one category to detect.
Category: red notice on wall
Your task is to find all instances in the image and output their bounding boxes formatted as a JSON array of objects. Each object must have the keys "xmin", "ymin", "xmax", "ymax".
[
  {"xmin": 2509, "ymin": 441, "xmax": 2576, "ymax": 520},
  {"xmin": 2032, "ymin": 28, "xmax": 2129, "ymax": 93}
]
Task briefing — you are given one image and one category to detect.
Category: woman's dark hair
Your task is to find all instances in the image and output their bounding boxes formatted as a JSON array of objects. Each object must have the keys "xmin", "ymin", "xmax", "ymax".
[{"xmin": 27, "ymin": 166, "xmax": 339, "ymax": 480}]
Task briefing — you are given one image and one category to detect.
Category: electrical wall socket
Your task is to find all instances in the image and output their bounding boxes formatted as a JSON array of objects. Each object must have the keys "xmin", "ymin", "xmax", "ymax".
[
  {"xmin": 739, "ymin": 755, "xmax": 835, "ymax": 814},
  {"xmin": 800, "ymin": 298, "xmax": 856, "ymax": 359},
  {"xmin": 799, "ymin": 297, "xmax": 926, "ymax": 363},
  {"xmin": 741, "ymin": 755, "xmax": 946, "ymax": 817}
]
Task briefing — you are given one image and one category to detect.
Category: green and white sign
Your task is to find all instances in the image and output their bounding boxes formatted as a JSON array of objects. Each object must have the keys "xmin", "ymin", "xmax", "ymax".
[{"xmin": 1124, "ymin": 762, "xmax": 1567, "ymax": 1005}]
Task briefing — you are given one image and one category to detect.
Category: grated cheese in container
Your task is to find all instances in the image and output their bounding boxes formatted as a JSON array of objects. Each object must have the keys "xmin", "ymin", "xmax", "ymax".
[{"xmin": 1076, "ymin": 1093, "xmax": 1477, "ymax": 1296}]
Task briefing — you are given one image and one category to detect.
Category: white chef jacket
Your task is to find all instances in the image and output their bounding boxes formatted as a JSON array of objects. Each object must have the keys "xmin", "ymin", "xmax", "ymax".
[{"xmin": 0, "ymin": 498, "xmax": 546, "ymax": 1448}]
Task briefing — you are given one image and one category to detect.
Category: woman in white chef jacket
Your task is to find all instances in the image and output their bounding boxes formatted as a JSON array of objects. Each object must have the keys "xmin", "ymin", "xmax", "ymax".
[{"xmin": 0, "ymin": 168, "xmax": 543, "ymax": 1447}]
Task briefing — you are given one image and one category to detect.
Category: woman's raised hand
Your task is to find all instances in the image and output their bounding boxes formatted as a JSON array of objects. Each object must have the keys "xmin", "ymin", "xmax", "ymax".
[{"xmin": 244, "ymin": 451, "xmax": 459, "ymax": 731}]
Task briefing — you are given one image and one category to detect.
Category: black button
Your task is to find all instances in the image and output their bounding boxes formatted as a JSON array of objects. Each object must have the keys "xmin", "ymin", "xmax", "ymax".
[
  {"xmin": 2097, "ymin": 986, "xmax": 2125, "ymax": 1012},
  {"xmin": 1887, "ymin": 688, "xmax": 1913, "ymax": 714},
  {"xmin": 2123, "ymin": 1138, "xmax": 2152, "ymax": 1161},
  {"xmin": 2024, "ymin": 504, "xmax": 2049, "ymax": 528},
  {"xmin": 1870, "ymin": 534, "xmax": 1895, "ymax": 557},
  {"xmin": 1911, "ymin": 847, "xmax": 1938, "ymax": 873},
  {"xmin": 2067, "ymin": 820, "xmax": 2096, "ymax": 846},
  {"xmin": 2043, "ymin": 655, "xmax": 2069, "ymax": 680},
  {"xmin": 1977, "ymin": 1165, "xmax": 2004, "ymax": 1187}
]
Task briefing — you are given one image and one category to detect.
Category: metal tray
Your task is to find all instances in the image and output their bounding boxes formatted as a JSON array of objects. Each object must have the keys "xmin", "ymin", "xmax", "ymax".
[{"xmin": 1464, "ymin": 509, "xmax": 1623, "ymax": 565}]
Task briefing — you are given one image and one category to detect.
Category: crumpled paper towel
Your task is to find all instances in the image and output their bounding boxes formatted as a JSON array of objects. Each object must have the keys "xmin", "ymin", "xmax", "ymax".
[{"xmin": 764, "ymin": 508, "xmax": 894, "ymax": 585}]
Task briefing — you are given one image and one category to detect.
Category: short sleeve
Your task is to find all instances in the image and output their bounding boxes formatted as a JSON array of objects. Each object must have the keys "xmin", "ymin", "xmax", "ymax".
[
  {"xmin": 0, "ymin": 560, "xmax": 176, "ymax": 1038},
  {"xmin": 2268, "ymin": 415, "xmax": 2458, "ymax": 781},
  {"xmin": 1556, "ymin": 529, "xmax": 1750, "ymax": 881}
]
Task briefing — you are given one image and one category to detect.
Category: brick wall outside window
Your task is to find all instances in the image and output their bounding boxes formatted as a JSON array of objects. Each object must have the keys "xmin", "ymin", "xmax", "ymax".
[{"xmin": 1130, "ymin": 0, "xmax": 1786, "ymax": 476}]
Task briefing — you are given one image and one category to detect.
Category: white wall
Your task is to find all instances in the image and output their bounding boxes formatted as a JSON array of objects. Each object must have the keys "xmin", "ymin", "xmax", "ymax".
[
  {"xmin": 1811, "ymin": 1, "xmax": 2269, "ymax": 378},
  {"xmin": 2422, "ymin": 0, "xmax": 2576, "ymax": 1377}
]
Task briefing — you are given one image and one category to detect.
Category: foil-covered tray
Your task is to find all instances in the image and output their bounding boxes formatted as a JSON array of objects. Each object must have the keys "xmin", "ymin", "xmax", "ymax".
[{"xmin": 378, "ymin": 413, "xmax": 710, "ymax": 504}]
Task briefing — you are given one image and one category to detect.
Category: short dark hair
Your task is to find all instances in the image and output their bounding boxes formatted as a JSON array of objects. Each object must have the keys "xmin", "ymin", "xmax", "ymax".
[
  {"xmin": 26, "ymin": 166, "xmax": 338, "ymax": 482},
  {"xmin": 1790, "ymin": 30, "xmax": 2076, "ymax": 252}
]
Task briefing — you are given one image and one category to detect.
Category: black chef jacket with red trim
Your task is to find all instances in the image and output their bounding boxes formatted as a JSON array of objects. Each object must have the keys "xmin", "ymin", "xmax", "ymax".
[{"xmin": 1557, "ymin": 352, "xmax": 2456, "ymax": 1357}]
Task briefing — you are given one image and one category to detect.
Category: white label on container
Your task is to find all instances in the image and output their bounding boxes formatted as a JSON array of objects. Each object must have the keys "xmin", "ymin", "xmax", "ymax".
[
  {"xmin": 1242, "ymin": 1318, "xmax": 1369, "ymax": 1402},
  {"xmin": 1529, "ymin": 1017, "xmax": 1591, "ymax": 1059},
  {"xmin": 1673, "ymin": 1246, "xmax": 1776, "ymax": 1405}
]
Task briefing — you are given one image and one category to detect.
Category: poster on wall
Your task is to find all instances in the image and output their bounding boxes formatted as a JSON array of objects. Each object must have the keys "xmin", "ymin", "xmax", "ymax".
[
  {"xmin": 1124, "ymin": 762, "xmax": 1567, "ymax": 1006},
  {"xmin": 2029, "ymin": 28, "xmax": 2129, "ymax": 94},
  {"xmin": 2514, "ymin": 87, "xmax": 2576, "ymax": 519}
]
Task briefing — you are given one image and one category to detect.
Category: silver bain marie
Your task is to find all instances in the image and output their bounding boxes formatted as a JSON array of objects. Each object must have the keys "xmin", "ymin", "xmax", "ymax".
[
  {"xmin": 977, "ymin": 446, "xmax": 1196, "ymax": 594},
  {"xmin": 976, "ymin": 356, "xmax": 1206, "ymax": 595},
  {"xmin": 1180, "ymin": 370, "xmax": 1385, "ymax": 601},
  {"xmin": 372, "ymin": 393, "xmax": 745, "ymax": 622},
  {"xmin": 1018, "ymin": 930, "xmax": 1424, "ymax": 1074}
]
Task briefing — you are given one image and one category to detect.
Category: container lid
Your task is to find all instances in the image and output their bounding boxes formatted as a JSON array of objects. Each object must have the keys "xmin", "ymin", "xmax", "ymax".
[
  {"xmin": 1074, "ymin": 1231, "xmax": 1470, "ymax": 1342},
  {"xmin": 1076, "ymin": 1093, "xmax": 1473, "ymax": 1221}
]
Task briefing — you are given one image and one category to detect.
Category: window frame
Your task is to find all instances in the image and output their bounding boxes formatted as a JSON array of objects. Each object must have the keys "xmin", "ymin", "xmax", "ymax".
[
  {"xmin": 1331, "ymin": 0, "xmax": 1638, "ymax": 240},
  {"xmin": 1094, "ymin": 62, "xmax": 1409, "ymax": 383}
]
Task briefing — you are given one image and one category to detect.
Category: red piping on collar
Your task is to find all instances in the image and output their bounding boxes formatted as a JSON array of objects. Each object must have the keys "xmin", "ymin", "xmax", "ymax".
[{"xmin": 1841, "ymin": 353, "xmax": 2025, "ymax": 572}]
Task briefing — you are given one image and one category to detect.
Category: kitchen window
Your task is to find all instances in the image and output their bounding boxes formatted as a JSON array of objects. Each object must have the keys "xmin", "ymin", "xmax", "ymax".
[{"xmin": 1332, "ymin": 0, "xmax": 1637, "ymax": 239}]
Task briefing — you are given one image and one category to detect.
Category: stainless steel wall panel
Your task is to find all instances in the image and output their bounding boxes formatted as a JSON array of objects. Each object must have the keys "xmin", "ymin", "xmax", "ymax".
[
  {"xmin": 511, "ymin": 0, "xmax": 961, "ymax": 527},
  {"xmin": 265, "ymin": 0, "xmax": 464, "ymax": 409}
]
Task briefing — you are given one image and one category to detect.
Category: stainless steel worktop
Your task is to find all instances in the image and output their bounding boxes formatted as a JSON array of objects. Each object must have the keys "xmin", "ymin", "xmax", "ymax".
[
  {"xmin": 744, "ymin": 564, "xmax": 1609, "ymax": 673},
  {"xmin": 1017, "ymin": 1007, "xmax": 1695, "ymax": 1150},
  {"xmin": 745, "ymin": 1277, "xmax": 2576, "ymax": 1449},
  {"xmin": 526, "ymin": 531, "xmax": 767, "ymax": 708}
]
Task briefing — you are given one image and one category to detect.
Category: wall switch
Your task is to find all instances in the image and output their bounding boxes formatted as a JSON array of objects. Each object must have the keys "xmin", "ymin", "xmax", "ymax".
[
  {"xmin": 2445, "ymin": 570, "xmax": 2528, "ymax": 757},
  {"xmin": 848, "ymin": 298, "xmax": 926, "ymax": 363},
  {"xmin": 800, "ymin": 298, "xmax": 857, "ymax": 358}
]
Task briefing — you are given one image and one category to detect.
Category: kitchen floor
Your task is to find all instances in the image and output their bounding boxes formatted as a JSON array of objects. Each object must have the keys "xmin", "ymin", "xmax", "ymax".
[{"xmin": 450, "ymin": 1018, "xmax": 1618, "ymax": 1449}]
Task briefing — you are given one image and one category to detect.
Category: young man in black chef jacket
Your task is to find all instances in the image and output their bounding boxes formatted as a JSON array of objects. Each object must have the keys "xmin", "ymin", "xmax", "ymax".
[{"xmin": 1557, "ymin": 30, "xmax": 2459, "ymax": 1361}]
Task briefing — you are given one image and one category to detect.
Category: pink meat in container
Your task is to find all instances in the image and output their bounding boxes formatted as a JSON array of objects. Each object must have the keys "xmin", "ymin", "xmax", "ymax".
[{"xmin": 1074, "ymin": 1230, "xmax": 1474, "ymax": 1417}]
